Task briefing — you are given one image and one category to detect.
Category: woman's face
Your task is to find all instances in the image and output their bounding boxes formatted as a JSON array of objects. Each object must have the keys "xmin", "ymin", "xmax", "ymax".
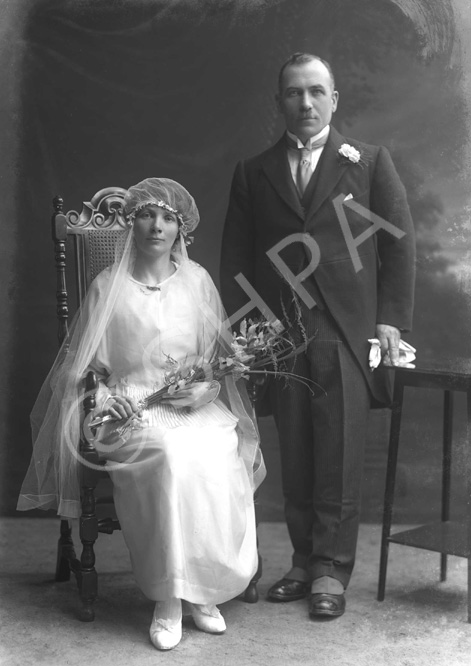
[{"xmin": 133, "ymin": 205, "xmax": 180, "ymax": 259}]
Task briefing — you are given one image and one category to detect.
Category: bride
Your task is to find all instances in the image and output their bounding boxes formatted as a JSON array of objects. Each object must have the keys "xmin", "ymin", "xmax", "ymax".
[{"xmin": 18, "ymin": 177, "xmax": 265, "ymax": 651}]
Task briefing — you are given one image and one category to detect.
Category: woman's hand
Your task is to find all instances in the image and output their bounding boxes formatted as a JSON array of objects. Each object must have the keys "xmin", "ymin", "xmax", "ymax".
[{"xmin": 103, "ymin": 395, "xmax": 142, "ymax": 421}]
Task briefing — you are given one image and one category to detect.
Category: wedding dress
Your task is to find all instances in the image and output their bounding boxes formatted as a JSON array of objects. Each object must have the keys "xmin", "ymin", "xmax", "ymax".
[
  {"xmin": 17, "ymin": 177, "xmax": 264, "ymax": 605},
  {"xmin": 87, "ymin": 263, "xmax": 257, "ymax": 603}
]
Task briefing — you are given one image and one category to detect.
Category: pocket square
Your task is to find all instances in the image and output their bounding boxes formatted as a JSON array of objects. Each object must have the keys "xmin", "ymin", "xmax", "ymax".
[{"xmin": 343, "ymin": 193, "xmax": 353, "ymax": 202}]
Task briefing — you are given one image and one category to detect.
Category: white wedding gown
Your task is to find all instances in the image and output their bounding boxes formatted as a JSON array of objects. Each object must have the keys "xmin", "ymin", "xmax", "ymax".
[{"xmin": 88, "ymin": 264, "xmax": 257, "ymax": 604}]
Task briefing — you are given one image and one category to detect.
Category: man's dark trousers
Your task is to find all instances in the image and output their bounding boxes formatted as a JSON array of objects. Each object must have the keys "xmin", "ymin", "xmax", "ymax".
[{"xmin": 269, "ymin": 304, "xmax": 370, "ymax": 588}]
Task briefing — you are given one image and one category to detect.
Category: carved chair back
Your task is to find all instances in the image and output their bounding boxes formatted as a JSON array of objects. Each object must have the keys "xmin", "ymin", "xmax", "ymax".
[{"xmin": 52, "ymin": 187, "xmax": 128, "ymax": 345}]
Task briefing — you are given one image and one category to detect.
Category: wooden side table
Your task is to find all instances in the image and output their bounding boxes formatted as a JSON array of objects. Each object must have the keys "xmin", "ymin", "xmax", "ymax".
[{"xmin": 377, "ymin": 359, "xmax": 471, "ymax": 622}]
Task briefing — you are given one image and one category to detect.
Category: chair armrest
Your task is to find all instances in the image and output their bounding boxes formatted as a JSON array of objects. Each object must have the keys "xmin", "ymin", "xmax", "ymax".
[
  {"xmin": 84, "ymin": 371, "xmax": 98, "ymax": 411},
  {"xmin": 81, "ymin": 371, "xmax": 102, "ymax": 461}
]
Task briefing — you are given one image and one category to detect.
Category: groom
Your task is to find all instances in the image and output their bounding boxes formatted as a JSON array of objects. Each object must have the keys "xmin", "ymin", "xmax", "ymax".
[{"xmin": 220, "ymin": 53, "xmax": 415, "ymax": 618}]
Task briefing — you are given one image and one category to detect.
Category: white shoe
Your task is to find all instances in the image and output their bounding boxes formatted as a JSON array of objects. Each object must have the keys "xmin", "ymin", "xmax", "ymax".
[
  {"xmin": 149, "ymin": 599, "xmax": 182, "ymax": 651},
  {"xmin": 189, "ymin": 603, "xmax": 226, "ymax": 634}
]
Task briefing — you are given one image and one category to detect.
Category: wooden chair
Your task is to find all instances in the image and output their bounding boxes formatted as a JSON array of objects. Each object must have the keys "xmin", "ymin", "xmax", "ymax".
[{"xmin": 51, "ymin": 188, "xmax": 261, "ymax": 621}]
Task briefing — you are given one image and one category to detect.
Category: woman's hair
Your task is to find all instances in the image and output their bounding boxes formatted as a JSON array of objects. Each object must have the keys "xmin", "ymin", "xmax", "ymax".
[{"xmin": 124, "ymin": 177, "xmax": 200, "ymax": 236}]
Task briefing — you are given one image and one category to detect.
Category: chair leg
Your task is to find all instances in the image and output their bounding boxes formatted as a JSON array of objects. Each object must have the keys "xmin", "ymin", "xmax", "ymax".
[
  {"xmin": 55, "ymin": 519, "xmax": 76, "ymax": 582},
  {"xmin": 78, "ymin": 567, "xmax": 98, "ymax": 622},
  {"xmin": 78, "ymin": 485, "xmax": 99, "ymax": 622},
  {"xmin": 378, "ymin": 378, "xmax": 404, "ymax": 601},
  {"xmin": 440, "ymin": 390, "xmax": 453, "ymax": 582},
  {"xmin": 241, "ymin": 499, "xmax": 262, "ymax": 603},
  {"xmin": 466, "ymin": 390, "xmax": 471, "ymax": 623},
  {"xmin": 77, "ymin": 373, "xmax": 100, "ymax": 621},
  {"xmin": 242, "ymin": 552, "xmax": 262, "ymax": 603}
]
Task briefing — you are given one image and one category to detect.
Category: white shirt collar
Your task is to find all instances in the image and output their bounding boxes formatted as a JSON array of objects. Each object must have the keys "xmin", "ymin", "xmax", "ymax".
[{"xmin": 287, "ymin": 124, "xmax": 330, "ymax": 149}]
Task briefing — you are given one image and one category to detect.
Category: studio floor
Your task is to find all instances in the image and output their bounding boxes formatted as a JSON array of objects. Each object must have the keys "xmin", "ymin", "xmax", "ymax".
[{"xmin": 0, "ymin": 517, "xmax": 469, "ymax": 666}]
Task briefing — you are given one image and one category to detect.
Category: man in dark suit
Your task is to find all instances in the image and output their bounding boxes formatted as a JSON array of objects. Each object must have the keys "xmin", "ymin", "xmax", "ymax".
[{"xmin": 220, "ymin": 53, "xmax": 415, "ymax": 618}]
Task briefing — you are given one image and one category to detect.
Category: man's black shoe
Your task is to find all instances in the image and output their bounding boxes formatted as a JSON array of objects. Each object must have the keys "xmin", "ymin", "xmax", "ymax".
[
  {"xmin": 267, "ymin": 578, "xmax": 310, "ymax": 602},
  {"xmin": 309, "ymin": 592, "xmax": 346, "ymax": 618}
]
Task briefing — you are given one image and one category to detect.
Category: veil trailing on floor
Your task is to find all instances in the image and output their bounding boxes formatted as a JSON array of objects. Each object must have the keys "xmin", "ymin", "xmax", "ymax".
[{"xmin": 17, "ymin": 178, "xmax": 265, "ymax": 519}]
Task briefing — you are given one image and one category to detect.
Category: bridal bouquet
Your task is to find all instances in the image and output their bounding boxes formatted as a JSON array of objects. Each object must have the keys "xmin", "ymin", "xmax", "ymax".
[{"xmin": 86, "ymin": 317, "xmax": 323, "ymax": 441}]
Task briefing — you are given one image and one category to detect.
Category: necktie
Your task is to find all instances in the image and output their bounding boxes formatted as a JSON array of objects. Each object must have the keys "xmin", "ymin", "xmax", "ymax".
[
  {"xmin": 297, "ymin": 147, "xmax": 313, "ymax": 196},
  {"xmin": 286, "ymin": 134, "xmax": 328, "ymax": 196}
]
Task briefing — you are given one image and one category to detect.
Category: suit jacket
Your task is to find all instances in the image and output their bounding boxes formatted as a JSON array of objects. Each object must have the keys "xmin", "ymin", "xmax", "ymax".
[{"xmin": 220, "ymin": 126, "xmax": 416, "ymax": 406}]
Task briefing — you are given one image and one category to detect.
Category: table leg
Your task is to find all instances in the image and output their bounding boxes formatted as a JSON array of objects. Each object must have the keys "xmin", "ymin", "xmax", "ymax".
[
  {"xmin": 467, "ymin": 390, "xmax": 471, "ymax": 623},
  {"xmin": 441, "ymin": 390, "xmax": 453, "ymax": 582},
  {"xmin": 378, "ymin": 375, "xmax": 404, "ymax": 601}
]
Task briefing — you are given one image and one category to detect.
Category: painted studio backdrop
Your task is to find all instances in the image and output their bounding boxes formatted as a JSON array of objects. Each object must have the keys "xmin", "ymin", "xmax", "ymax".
[{"xmin": 1, "ymin": 0, "xmax": 470, "ymax": 518}]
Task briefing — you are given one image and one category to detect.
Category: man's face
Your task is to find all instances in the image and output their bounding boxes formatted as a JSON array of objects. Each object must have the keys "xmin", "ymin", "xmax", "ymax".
[{"xmin": 276, "ymin": 60, "xmax": 338, "ymax": 142}]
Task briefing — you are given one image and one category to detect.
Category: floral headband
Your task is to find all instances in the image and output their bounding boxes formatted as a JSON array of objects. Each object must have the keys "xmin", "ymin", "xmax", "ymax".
[{"xmin": 126, "ymin": 200, "xmax": 192, "ymax": 236}]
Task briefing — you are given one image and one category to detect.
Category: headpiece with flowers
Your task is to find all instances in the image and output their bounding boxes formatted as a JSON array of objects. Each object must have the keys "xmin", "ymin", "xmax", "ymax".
[{"xmin": 124, "ymin": 177, "xmax": 199, "ymax": 241}]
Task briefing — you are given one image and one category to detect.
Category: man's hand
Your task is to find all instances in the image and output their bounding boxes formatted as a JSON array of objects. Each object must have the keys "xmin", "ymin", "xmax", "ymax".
[{"xmin": 375, "ymin": 324, "xmax": 401, "ymax": 366}]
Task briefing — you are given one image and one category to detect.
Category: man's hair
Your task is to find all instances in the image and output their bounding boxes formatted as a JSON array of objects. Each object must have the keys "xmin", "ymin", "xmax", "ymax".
[{"xmin": 278, "ymin": 52, "xmax": 336, "ymax": 93}]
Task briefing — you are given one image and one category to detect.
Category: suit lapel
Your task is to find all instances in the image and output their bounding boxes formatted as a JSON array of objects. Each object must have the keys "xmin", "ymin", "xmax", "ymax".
[
  {"xmin": 261, "ymin": 137, "xmax": 305, "ymax": 221},
  {"xmin": 304, "ymin": 126, "xmax": 349, "ymax": 224}
]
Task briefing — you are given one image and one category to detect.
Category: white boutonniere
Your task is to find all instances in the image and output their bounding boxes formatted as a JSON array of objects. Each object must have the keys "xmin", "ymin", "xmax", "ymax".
[{"xmin": 338, "ymin": 143, "xmax": 362, "ymax": 164}]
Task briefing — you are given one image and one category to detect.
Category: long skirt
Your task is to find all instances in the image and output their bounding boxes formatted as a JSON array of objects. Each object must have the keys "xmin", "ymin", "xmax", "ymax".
[{"xmin": 103, "ymin": 412, "xmax": 257, "ymax": 604}]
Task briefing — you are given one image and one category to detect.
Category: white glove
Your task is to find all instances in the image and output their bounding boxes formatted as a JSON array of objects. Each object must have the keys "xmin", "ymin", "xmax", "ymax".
[{"xmin": 368, "ymin": 339, "xmax": 416, "ymax": 370}]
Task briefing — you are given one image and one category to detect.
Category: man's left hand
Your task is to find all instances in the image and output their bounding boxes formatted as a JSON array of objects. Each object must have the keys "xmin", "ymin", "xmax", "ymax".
[{"xmin": 375, "ymin": 324, "xmax": 401, "ymax": 366}]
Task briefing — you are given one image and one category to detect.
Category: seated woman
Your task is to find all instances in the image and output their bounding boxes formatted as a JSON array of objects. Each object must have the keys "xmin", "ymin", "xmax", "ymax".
[{"xmin": 17, "ymin": 178, "xmax": 265, "ymax": 651}]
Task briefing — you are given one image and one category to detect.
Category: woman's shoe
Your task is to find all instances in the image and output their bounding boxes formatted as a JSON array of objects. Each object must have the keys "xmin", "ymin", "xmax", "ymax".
[
  {"xmin": 189, "ymin": 603, "xmax": 226, "ymax": 634},
  {"xmin": 149, "ymin": 598, "xmax": 182, "ymax": 650}
]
